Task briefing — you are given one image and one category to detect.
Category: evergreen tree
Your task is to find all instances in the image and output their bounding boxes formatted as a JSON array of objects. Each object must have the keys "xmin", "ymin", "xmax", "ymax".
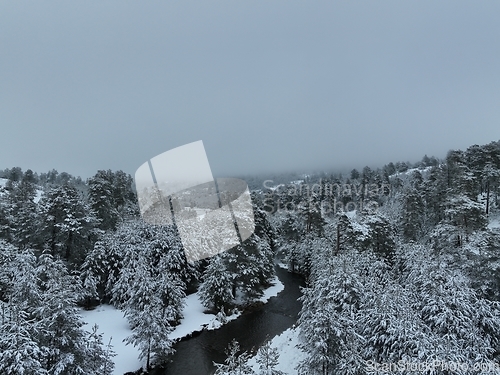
[
  {"xmin": 255, "ymin": 340, "xmax": 284, "ymax": 375},
  {"xmin": 214, "ymin": 339, "xmax": 254, "ymax": 375},
  {"xmin": 0, "ymin": 307, "xmax": 46, "ymax": 375},
  {"xmin": 85, "ymin": 324, "xmax": 115, "ymax": 374},
  {"xmin": 235, "ymin": 234, "xmax": 275, "ymax": 300},
  {"xmin": 38, "ymin": 185, "xmax": 97, "ymax": 265},
  {"xmin": 299, "ymin": 191, "xmax": 324, "ymax": 235},
  {"xmin": 298, "ymin": 250, "xmax": 366, "ymax": 375},
  {"xmin": 87, "ymin": 170, "xmax": 119, "ymax": 231},
  {"xmin": 34, "ymin": 254, "xmax": 93, "ymax": 374},
  {"xmin": 2, "ymin": 176, "xmax": 38, "ymax": 249},
  {"xmin": 199, "ymin": 254, "xmax": 234, "ymax": 313},
  {"xmin": 123, "ymin": 254, "xmax": 175, "ymax": 370},
  {"xmin": 362, "ymin": 213, "xmax": 396, "ymax": 263},
  {"xmin": 401, "ymin": 188, "xmax": 425, "ymax": 240}
]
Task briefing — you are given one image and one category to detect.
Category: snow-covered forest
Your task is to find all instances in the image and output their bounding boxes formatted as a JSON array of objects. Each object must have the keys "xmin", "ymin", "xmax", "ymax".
[
  {"xmin": 1, "ymin": 139, "xmax": 500, "ymax": 374},
  {"xmin": 0, "ymin": 168, "xmax": 277, "ymax": 373},
  {"xmin": 212, "ymin": 140, "xmax": 500, "ymax": 375}
]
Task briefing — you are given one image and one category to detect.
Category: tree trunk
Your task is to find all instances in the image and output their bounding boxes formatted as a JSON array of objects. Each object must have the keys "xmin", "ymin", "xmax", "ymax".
[
  {"xmin": 335, "ymin": 225, "xmax": 340, "ymax": 255},
  {"xmin": 65, "ymin": 231, "xmax": 72, "ymax": 260},
  {"xmin": 51, "ymin": 217, "xmax": 57, "ymax": 256},
  {"xmin": 146, "ymin": 342, "xmax": 151, "ymax": 371},
  {"xmin": 486, "ymin": 180, "xmax": 490, "ymax": 215}
]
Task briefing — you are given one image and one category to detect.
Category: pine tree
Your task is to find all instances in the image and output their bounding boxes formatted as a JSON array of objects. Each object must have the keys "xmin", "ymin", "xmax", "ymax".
[
  {"xmin": 84, "ymin": 324, "xmax": 115, "ymax": 375},
  {"xmin": 199, "ymin": 254, "xmax": 234, "ymax": 313},
  {"xmin": 87, "ymin": 170, "xmax": 118, "ymax": 231},
  {"xmin": 401, "ymin": 187, "xmax": 425, "ymax": 240},
  {"xmin": 38, "ymin": 185, "xmax": 97, "ymax": 265},
  {"xmin": 401, "ymin": 243, "xmax": 500, "ymax": 367},
  {"xmin": 298, "ymin": 250, "xmax": 366, "ymax": 375},
  {"xmin": 297, "ymin": 285, "xmax": 338, "ymax": 374},
  {"xmin": 34, "ymin": 254, "xmax": 90, "ymax": 374},
  {"xmin": 299, "ymin": 191, "xmax": 324, "ymax": 235},
  {"xmin": 362, "ymin": 213, "xmax": 396, "ymax": 263},
  {"xmin": 122, "ymin": 254, "xmax": 175, "ymax": 370},
  {"xmin": 214, "ymin": 339, "xmax": 254, "ymax": 375},
  {"xmin": 237, "ymin": 234, "xmax": 275, "ymax": 299},
  {"xmin": 5, "ymin": 175, "xmax": 39, "ymax": 249},
  {"xmin": 255, "ymin": 340, "xmax": 284, "ymax": 375},
  {"xmin": 81, "ymin": 232, "xmax": 124, "ymax": 304},
  {"xmin": 0, "ymin": 307, "xmax": 46, "ymax": 375},
  {"xmin": 360, "ymin": 282, "xmax": 435, "ymax": 364}
]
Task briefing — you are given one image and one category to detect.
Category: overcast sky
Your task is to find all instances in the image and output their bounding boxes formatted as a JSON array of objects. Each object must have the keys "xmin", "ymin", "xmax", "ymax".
[{"xmin": 1, "ymin": 1, "xmax": 499, "ymax": 179}]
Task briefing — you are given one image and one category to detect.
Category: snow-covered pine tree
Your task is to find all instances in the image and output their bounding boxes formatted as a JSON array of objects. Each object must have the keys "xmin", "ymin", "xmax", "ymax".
[
  {"xmin": 80, "ymin": 232, "xmax": 124, "ymax": 304},
  {"xmin": 444, "ymin": 194, "xmax": 488, "ymax": 246},
  {"xmin": 399, "ymin": 172, "xmax": 426, "ymax": 241},
  {"xmin": 401, "ymin": 242, "xmax": 500, "ymax": 369},
  {"xmin": 4, "ymin": 173, "xmax": 39, "ymax": 249},
  {"xmin": 199, "ymin": 253, "xmax": 235, "ymax": 313},
  {"xmin": 156, "ymin": 260, "xmax": 186, "ymax": 325},
  {"xmin": 85, "ymin": 324, "xmax": 115, "ymax": 375},
  {"xmin": 151, "ymin": 224, "xmax": 198, "ymax": 291},
  {"xmin": 0, "ymin": 307, "xmax": 46, "ymax": 375},
  {"xmin": 35, "ymin": 253, "xmax": 114, "ymax": 374},
  {"xmin": 236, "ymin": 234, "xmax": 275, "ymax": 300},
  {"xmin": 297, "ymin": 249, "xmax": 366, "ymax": 375},
  {"xmin": 114, "ymin": 221, "xmax": 188, "ymax": 369},
  {"xmin": 361, "ymin": 212, "xmax": 396, "ymax": 264},
  {"xmin": 255, "ymin": 340, "xmax": 284, "ymax": 375},
  {"xmin": 297, "ymin": 284, "xmax": 338, "ymax": 375},
  {"xmin": 0, "ymin": 241, "xmax": 45, "ymax": 374},
  {"xmin": 87, "ymin": 170, "xmax": 119, "ymax": 231},
  {"xmin": 38, "ymin": 184, "xmax": 97, "ymax": 266},
  {"xmin": 298, "ymin": 190, "xmax": 324, "ymax": 235},
  {"xmin": 214, "ymin": 339, "xmax": 254, "ymax": 375},
  {"xmin": 122, "ymin": 253, "xmax": 175, "ymax": 370}
]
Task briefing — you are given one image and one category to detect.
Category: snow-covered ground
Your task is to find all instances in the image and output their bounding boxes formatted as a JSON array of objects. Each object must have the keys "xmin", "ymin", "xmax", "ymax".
[
  {"xmin": 80, "ymin": 305, "xmax": 142, "ymax": 375},
  {"xmin": 173, "ymin": 275, "xmax": 283, "ymax": 339},
  {"xmin": 81, "ymin": 276, "xmax": 284, "ymax": 374},
  {"xmin": 245, "ymin": 327, "xmax": 306, "ymax": 374},
  {"xmin": 488, "ymin": 215, "xmax": 500, "ymax": 230}
]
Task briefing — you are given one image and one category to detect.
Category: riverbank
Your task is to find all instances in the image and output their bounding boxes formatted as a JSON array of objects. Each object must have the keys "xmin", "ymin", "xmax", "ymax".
[
  {"xmin": 245, "ymin": 327, "xmax": 306, "ymax": 374},
  {"xmin": 154, "ymin": 266, "xmax": 305, "ymax": 375},
  {"xmin": 81, "ymin": 275, "xmax": 284, "ymax": 375}
]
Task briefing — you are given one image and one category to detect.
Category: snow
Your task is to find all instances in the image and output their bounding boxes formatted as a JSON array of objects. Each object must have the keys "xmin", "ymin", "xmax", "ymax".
[
  {"xmin": 389, "ymin": 166, "xmax": 434, "ymax": 180},
  {"xmin": 173, "ymin": 275, "xmax": 284, "ymax": 338},
  {"xmin": 277, "ymin": 262, "xmax": 288, "ymax": 270},
  {"xmin": 170, "ymin": 292, "xmax": 241, "ymax": 339},
  {"xmin": 350, "ymin": 218, "xmax": 369, "ymax": 237},
  {"xmin": 193, "ymin": 207, "xmax": 210, "ymax": 220},
  {"xmin": 267, "ymin": 183, "xmax": 285, "ymax": 191},
  {"xmin": 34, "ymin": 189, "xmax": 43, "ymax": 203},
  {"xmin": 488, "ymin": 216, "xmax": 500, "ymax": 230},
  {"xmin": 81, "ymin": 276, "xmax": 284, "ymax": 374},
  {"xmin": 0, "ymin": 179, "xmax": 6, "ymax": 198},
  {"xmin": 345, "ymin": 210, "xmax": 357, "ymax": 219},
  {"xmin": 245, "ymin": 327, "xmax": 306, "ymax": 374},
  {"xmin": 257, "ymin": 276, "xmax": 285, "ymax": 303},
  {"xmin": 80, "ymin": 305, "xmax": 142, "ymax": 375}
]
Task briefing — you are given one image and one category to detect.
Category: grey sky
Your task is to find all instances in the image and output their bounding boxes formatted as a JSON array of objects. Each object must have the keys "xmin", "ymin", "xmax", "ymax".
[{"xmin": 1, "ymin": 1, "xmax": 499, "ymax": 179}]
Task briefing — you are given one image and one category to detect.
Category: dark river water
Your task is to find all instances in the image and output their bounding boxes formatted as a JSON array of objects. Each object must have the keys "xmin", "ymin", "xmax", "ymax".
[{"xmin": 150, "ymin": 266, "xmax": 305, "ymax": 375}]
